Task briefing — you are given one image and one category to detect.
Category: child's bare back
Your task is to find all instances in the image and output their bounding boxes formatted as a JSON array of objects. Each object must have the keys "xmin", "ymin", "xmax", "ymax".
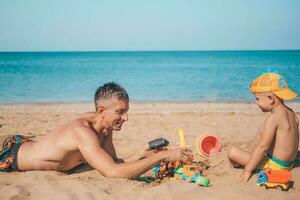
[{"xmin": 263, "ymin": 104, "xmax": 299, "ymax": 162}]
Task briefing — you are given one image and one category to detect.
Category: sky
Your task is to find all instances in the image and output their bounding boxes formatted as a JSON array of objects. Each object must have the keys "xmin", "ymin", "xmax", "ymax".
[{"xmin": 0, "ymin": 0, "xmax": 300, "ymax": 51}]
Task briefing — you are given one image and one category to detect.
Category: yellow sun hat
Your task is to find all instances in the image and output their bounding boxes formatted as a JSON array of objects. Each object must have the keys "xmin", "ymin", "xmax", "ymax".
[{"xmin": 250, "ymin": 72, "xmax": 297, "ymax": 100}]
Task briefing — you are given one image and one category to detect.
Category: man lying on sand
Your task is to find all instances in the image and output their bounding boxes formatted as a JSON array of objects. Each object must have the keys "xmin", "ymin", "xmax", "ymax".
[
  {"xmin": 228, "ymin": 72, "xmax": 299, "ymax": 182},
  {"xmin": 0, "ymin": 82, "xmax": 193, "ymax": 178}
]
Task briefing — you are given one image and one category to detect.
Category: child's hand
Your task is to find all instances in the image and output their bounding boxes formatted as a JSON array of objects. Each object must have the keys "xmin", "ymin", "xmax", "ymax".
[{"xmin": 240, "ymin": 170, "xmax": 252, "ymax": 183}]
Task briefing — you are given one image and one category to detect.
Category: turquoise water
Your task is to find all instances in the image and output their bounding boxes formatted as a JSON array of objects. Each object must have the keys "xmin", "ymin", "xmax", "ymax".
[{"xmin": 0, "ymin": 51, "xmax": 299, "ymax": 104}]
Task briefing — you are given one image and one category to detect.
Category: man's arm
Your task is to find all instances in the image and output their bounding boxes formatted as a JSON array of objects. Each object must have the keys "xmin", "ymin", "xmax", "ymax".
[
  {"xmin": 102, "ymin": 132, "xmax": 168, "ymax": 163},
  {"xmin": 242, "ymin": 115, "xmax": 277, "ymax": 181},
  {"xmin": 76, "ymin": 127, "xmax": 192, "ymax": 178},
  {"xmin": 102, "ymin": 131, "xmax": 125, "ymax": 163}
]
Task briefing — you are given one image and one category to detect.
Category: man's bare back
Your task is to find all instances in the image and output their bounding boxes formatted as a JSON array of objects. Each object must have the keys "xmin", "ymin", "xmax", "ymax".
[{"xmin": 17, "ymin": 117, "xmax": 102, "ymax": 171}]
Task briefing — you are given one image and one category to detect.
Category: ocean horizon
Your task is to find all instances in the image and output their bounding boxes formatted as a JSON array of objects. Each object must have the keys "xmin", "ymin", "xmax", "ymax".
[{"xmin": 0, "ymin": 50, "xmax": 299, "ymax": 104}]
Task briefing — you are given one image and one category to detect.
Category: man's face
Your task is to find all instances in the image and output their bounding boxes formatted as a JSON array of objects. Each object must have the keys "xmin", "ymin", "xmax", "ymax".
[
  {"xmin": 253, "ymin": 92, "xmax": 273, "ymax": 112},
  {"xmin": 104, "ymin": 99, "xmax": 129, "ymax": 131}
]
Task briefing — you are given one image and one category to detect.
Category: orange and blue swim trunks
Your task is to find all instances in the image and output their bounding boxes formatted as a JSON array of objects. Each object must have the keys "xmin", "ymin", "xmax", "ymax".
[
  {"xmin": 0, "ymin": 135, "xmax": 29, "ymax": 172},
  {"xmin": 257, "ymin": 153, "xmax": 295, "ymax": 172}
]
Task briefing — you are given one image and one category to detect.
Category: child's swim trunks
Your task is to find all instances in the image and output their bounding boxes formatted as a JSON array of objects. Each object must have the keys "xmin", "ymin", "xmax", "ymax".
[
  {"xmin": 257, "ymin": 153, "xmax": 295, "ymax": 171},
  {"xmin": 0, "ymin": 135, "xmax": 29, "ymax": 172}
]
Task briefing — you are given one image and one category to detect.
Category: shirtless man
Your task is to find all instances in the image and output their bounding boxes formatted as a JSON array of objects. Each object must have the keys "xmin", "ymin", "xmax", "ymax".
[
  {"xmin": 227, "ymin": 72, "xmax": 299, "ymax": 182},
  {"xmin": 0, "ymin": 82, "xmax": 193, "ymax": 178}
]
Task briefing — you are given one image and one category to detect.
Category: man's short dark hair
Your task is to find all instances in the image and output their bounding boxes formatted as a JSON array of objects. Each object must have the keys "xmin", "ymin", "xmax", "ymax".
[{"xmin": 94, "ymin": 82, "xmax": 129, "ymax": 109}]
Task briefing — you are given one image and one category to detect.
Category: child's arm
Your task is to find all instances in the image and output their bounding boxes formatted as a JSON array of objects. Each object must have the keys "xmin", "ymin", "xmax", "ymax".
[{"xmin": 242, "ymin": 115, "xmax": 277, "ymax": 181}]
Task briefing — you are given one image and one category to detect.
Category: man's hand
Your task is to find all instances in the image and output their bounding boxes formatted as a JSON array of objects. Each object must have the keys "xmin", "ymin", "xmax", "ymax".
[
  {"xmin": 164, "ymin": 147, "xmax": 194, "ymax": 163},
  {"xmin": 240, "ymin": 169, "xmax": 252, "ymax": 183}
]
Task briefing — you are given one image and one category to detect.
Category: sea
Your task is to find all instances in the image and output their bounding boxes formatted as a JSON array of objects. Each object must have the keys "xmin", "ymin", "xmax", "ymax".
[{"xmin": 0, "ymin": 51, "xmax": 299, "ymax": 104}]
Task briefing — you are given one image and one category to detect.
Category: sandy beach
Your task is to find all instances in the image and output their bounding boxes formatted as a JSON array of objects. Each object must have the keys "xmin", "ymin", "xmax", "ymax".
[{"xmin": 0, "ymin": 102, "xmax": 299, "ymax": 200}]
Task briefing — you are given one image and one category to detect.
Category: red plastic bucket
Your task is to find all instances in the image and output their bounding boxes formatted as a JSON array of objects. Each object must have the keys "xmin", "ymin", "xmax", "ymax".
[{"xmin": 196, "ymin": 134, "xmax": 221, "ymax": 157}]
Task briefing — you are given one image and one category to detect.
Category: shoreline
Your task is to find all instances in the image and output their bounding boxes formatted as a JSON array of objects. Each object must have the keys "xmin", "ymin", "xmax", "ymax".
[
  {"xmin": 1, "ymin": 102, "xmax": 300, "ymax": 114},
  {"xmin": 1, "ymin": 98, "xmax": 299, "ymax": 105}
]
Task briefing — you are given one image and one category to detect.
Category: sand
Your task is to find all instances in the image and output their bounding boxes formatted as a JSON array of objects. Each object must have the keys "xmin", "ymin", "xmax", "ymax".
[{"xmin": 0, "ymin": 102, "xmax": 299, "ymax": 200}]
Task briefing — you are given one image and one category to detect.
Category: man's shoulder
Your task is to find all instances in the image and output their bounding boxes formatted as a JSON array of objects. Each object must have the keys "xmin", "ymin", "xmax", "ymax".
[
  {"xmin": 80, "ymin": 112, "xmax": 96, "ymax": 119},
  {"xmin": 74, "ymin": 121, "xmax": 95, "ymax": 134},
  {"xmin": 72, "ymin": 125, "xmax": 100, "ymax": 147},
  {"xmin": 69, "ymin": 118, "xmax": 92, "ymax": 128},
  {"xmin": 67, "ymin": 119, "xmax": 97, "ymax": 138}
]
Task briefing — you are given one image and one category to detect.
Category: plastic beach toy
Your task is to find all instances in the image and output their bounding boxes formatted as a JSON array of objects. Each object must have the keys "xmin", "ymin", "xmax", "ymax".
[
  {"xmin": 177, "ymin": 128, "xmax": 186, "ymax": 148},
  {"xmin": 196, "ymin": 176, "xmax": 210, "ymax": 187},
  {"xmin": 196, "ymin": 134, "xmax": 221, "ymax": 157}
]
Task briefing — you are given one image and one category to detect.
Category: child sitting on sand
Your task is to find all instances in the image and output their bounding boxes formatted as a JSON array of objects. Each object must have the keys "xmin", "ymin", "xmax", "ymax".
[{"xmin": 228, "ymin": 72, "xmax": 299, "ymax": 182}]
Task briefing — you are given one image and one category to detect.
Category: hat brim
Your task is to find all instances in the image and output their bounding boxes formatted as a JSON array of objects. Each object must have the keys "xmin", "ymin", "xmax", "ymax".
[{"xmin": 273, "ymin": 87, "xmax": 298, "ymax": 100}]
